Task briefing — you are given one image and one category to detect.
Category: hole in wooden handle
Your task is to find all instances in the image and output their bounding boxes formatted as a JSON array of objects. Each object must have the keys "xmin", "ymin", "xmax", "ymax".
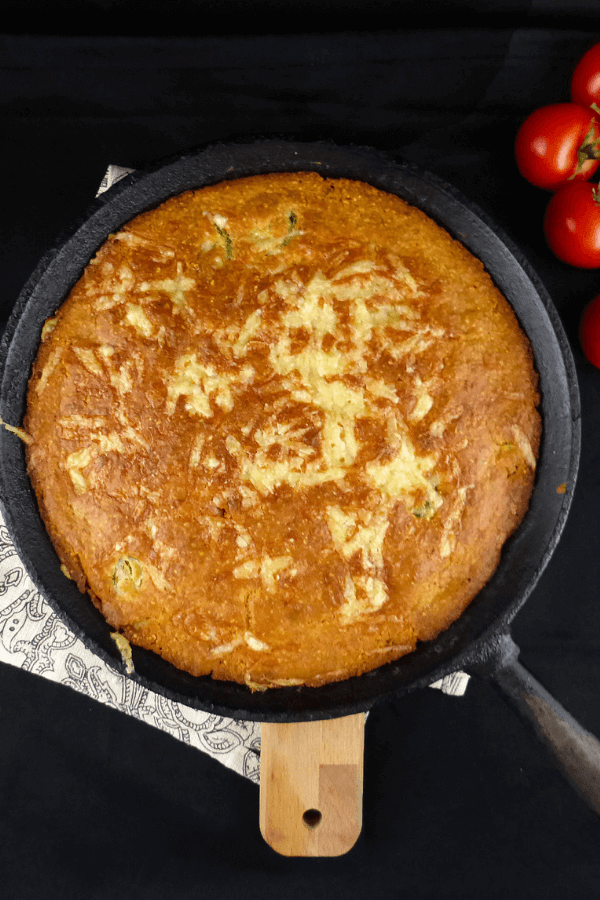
[{"xmin": 302, "ymin": 808, "xmax": 322, "ymax": 829}]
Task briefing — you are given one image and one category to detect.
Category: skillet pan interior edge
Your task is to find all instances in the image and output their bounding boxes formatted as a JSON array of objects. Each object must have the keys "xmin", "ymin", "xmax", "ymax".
[{"xmin": 0, "ymin": 140, "xmax": 581, "ymax": 722}]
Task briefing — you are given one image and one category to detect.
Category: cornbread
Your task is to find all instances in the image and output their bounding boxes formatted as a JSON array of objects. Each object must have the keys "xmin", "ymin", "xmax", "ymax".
[{"xmin": 24, "ymin": 172, "xmax": 541, "ymax": 690}]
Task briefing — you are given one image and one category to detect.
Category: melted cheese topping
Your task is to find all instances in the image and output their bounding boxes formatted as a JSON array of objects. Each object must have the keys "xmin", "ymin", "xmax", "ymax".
[
  {"xmin": 233, "ymin": 555, "xmax": 293, "ymax": 592},
  {"xmin": 125, "ymin": 303, "xmax": 154, "ymax": 338},
  {"xmin": 65, "ymin": 447, "xmax": 93, "ymax": 494},
  {"xmin": 167, "ymin": 354, "xmax": 235, "ymax": 417},
  {"xmin": 512, "ymin": 426, "xmax": 537, "ymax": 469},
  {"xmin": 218, "ymin": 262, "xmax": 443, "ymax": 521},
  {"xmin": 143, "ymin": 262, "xmax": 195, "ymax": 311},
  {"xmin": 328, "ymin": 505, "xmax": 391, "ymax": 619}
]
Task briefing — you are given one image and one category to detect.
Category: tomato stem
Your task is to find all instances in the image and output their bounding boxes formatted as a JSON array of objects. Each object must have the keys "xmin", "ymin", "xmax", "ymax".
[
  {"xmin": 577, "ymin": 119, "xmax": 600, "ymax": 168},
  {"xmin": 579, "ymin": 142, "xmax": 600, "ymax": 162}
]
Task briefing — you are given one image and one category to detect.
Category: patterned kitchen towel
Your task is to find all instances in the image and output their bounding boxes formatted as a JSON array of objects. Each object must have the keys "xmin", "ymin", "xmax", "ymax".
[{"xmin": 0, "ymin": 164, "xmax": 470, "ymax": 786}]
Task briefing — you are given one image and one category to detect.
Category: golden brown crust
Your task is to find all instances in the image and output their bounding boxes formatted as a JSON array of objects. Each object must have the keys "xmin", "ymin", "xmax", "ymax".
[{"xmin": 24, "ymin": 172, "xmax": 541, "ymax": 689}]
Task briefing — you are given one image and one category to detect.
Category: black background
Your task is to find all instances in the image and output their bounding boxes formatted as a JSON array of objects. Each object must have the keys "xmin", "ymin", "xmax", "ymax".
[{"xmin": 1, "ymin": 3, "xmax": 600, "ymax": 897}]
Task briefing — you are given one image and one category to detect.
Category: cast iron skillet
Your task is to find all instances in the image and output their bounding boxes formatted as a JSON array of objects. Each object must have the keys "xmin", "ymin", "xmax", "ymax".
[{"xmin": 1, "ymin": 139, "xmax": 599, "ymax": 813}]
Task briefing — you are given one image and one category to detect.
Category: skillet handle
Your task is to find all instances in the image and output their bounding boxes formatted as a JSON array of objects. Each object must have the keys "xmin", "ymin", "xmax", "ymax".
[{"xmin": 468, "ymin": 632, "xmax": 600, "ymax": 815}]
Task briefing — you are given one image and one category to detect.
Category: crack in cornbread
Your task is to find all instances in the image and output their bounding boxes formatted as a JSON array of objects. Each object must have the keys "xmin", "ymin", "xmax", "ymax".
[{"xmin": 24, "ymin": 172, "xmax": 541, "ymax": 690}]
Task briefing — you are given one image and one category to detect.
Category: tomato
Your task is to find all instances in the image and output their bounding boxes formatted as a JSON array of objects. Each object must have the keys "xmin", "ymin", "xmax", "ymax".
[
  {"xmin": 580, "ymin": 294, "xmax": 600, "ymax": 368},
  {"xmin": 544, "ymin": 181, "xmax": 600, "ymax": 268},
  {"xmin": 571, "ymin": 42, "xmax": 600, "ymax": 108},
  {"xmin": 514, "ymin": 103, "xmax": 600, "ymax": 190}
]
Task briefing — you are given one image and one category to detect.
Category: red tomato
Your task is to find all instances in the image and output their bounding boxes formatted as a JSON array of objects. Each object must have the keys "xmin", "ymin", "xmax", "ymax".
[
  {"xmin": 514, "ymin": 103, "xmax": 600, "ymax": 190},
  {"xmin": 544, "ymin": 181, "xmax": 600, "ymax": 268},
  {"xmin": 580, "ymin": 294, "xmax": 600, "ymax": 368},
  {"xmin": 571, "ymin": 42, "xmax": 600, "ymax": 108}
]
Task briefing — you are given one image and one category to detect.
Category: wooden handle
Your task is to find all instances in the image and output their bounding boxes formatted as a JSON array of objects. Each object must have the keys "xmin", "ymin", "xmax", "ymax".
[{"xmin": 259, "ymin": 713, "xmax": 365, "ymax": 856}]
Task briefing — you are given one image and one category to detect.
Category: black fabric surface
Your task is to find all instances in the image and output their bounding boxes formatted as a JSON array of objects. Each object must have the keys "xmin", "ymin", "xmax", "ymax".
[{"xmin": 1, "ymin": 20, "xmax": 600, "ymax": 898}]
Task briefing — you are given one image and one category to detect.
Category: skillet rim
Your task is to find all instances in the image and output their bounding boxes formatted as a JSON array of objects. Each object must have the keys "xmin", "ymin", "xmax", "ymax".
[{"xmin": 0, "ymin": 138, "xmax": 581, "ymax": 722}]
